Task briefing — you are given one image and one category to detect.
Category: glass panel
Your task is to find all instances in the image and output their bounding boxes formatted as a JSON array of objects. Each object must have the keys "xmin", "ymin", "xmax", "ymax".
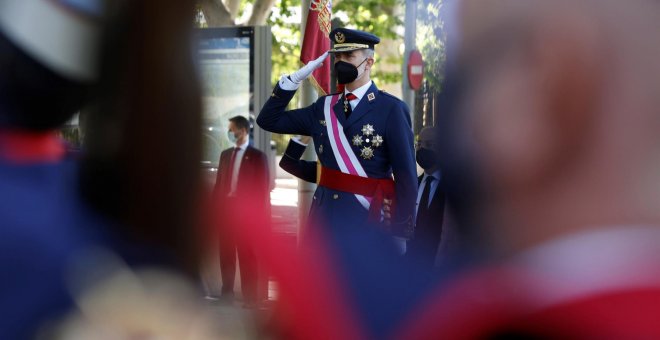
[{"xmin": 198, "ymin": 35, "xmax": 251, "ymax": 168}]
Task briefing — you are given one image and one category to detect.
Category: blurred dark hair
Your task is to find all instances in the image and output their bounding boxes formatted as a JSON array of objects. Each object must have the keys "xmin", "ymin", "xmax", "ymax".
[
  {"xmin": 229, "ymin": 115, "xmax": 250, "ymax": 132},
  {"xmin": 80, "ymin": 0, "xmax": 202, "ymax": 273},
  {"xmin": 0, "ymin": 32, "xmax": 88, "ymax": 130}
]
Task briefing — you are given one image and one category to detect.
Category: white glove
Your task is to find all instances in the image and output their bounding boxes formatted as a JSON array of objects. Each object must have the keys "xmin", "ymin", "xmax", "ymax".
[{"xmin": 289, "ymin": 52, "xmax": 329, "ymax": 84}]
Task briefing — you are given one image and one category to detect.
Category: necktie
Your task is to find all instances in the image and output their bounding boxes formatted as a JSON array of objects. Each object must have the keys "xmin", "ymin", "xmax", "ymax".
[
  {"xmin": 417, "ymin": 175, "xmax": 435, "ymax": 224},
  {"xmin": 344, "ymin": 93, "xmax": 358, "ymax": 118},
  {"xmin": 227, "ymin": 147, "xmax": 239, "ymax": 192}
]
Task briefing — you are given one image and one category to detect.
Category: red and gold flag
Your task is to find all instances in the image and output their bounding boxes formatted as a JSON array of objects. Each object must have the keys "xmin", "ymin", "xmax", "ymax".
[{"xmin": 301, "ymin": 0, "xmax": 332, "ymax": 95}]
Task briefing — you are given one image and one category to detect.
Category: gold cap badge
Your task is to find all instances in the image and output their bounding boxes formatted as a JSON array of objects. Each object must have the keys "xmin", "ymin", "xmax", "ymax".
[{"xmin": 335, "ymin": 32, "xmax": 346, "ymax": 43}]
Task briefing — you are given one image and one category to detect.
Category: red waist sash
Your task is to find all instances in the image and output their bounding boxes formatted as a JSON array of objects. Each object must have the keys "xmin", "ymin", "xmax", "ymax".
[{"xmin": 318, "ymin": 165, "xmax": 395, "ymax": 223}]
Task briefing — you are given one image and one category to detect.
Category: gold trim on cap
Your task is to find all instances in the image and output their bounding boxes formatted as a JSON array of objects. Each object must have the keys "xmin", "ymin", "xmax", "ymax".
[{"xmin": 333, "ymin": 43, "xmax": 370, "ymax": 49}]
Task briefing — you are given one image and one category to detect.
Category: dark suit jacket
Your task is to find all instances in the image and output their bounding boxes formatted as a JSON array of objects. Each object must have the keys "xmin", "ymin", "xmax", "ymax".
[
  {"xmin": 214, "ymin": 145, "xmax": 270, "ymax": 214},
  {"xmin": 418, "ymin": 174, "xmax": 446, "ymax": 220},
  {"xmin": 408, "ymin": 174, "xmax": 446, "ymax": 265}
]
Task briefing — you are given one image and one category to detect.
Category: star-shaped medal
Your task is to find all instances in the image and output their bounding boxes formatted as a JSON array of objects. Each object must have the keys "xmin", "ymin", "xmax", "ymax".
[
  {"xmin": 362, "ymin": 124, "xmax": 375, "ymax": 136},
  {"xmin": 352, "ymin": 134, "xmax": 363, "ymax": 146},
  {"xmin": 360, "ymin": 146, "xmax": 374, "ymax": 160},
  {"xmin": 372, "ymin": 134, "xmax": 383, "ymax": 148}
]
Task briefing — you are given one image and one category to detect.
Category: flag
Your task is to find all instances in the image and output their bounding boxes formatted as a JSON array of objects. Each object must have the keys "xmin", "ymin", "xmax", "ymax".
[{"xmin": 301, "ymin": 0, "xmax": 332, "ymax": 95}]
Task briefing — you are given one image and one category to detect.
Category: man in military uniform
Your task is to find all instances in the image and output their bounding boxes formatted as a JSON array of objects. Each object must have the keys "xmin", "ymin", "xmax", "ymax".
[{"xmin": 257, "ymin": 28, "xmax": 417, "ymax": 241}]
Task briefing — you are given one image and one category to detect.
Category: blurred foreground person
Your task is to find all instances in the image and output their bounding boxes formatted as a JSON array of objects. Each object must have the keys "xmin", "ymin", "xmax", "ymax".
[
  {"xmin": 400, "ymin": 0, "xmax": 660, "ymax": 338},
  {"xmin": 0, "ymin": 1, "xmax": 108, "ymax": 338},
  {"xmin": 213, "ymin": 115, "xmax": 270, "ymax": 308},
  {"xmin": 0, "ymin": 0, "xmax": 216, "ymax": 338}
]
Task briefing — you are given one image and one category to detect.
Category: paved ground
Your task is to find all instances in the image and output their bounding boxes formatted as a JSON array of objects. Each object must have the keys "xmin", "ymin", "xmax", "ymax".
[{"xmin": 270, "ymin": 178, "xmax": 299, "ymax": 237}]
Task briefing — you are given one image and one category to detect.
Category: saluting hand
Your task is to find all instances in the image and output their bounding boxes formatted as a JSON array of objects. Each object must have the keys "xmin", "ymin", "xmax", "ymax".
[{"xmin": 289, "ymin": 51, "xmax": 329, "ymax": 84}]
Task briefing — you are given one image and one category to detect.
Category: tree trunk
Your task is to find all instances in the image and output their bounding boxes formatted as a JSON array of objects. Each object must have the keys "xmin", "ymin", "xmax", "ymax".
[
  {"xmin": 247, "ymin": 0, "xmax": 276, "ymax": 25},
  {"xmin": 432, "ymin": 90, "xmax": 441, "ymax": 127},
  {"xmin": 225, "ymin": 0, "xmax": 241, "ymax": 20},
  {"xmin": 199, "ymin": 0, "xmax": 234, "ymax": 26}
]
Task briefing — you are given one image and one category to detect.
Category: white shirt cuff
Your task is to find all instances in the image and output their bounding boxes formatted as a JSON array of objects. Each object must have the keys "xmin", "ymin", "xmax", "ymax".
[
  {"xmin": 291, "ymin": 136, "xmax": 308, "ymax": 147},
  {"xmin": 279, "ymin": 75, "xmax": 301, "ymax": 91}
]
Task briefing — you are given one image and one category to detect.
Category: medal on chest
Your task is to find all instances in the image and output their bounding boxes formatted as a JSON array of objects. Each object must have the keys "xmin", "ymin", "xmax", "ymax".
[{"xmin": 352, "ymin": 124, "xmax": 383, "ymax": 160}]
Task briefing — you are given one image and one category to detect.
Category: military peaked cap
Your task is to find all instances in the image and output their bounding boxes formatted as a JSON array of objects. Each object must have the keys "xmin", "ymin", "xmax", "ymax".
[{"xmin": 328, "ymin": 28, "xmax": 380, "ymax": 53}]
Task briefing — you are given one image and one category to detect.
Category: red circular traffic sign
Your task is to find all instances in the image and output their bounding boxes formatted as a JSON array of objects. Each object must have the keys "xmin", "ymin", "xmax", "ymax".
[{"xmin": 407, "ymin": 50, "xmax": 424, "ymax": 90}]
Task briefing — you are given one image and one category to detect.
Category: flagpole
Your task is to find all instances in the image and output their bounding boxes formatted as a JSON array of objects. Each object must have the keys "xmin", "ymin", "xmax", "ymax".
[
  {"xmin": 403, "ymin": 0, "xmax": 417, "ymax": 131},
  {"xmin": 298, "ymin": 0, "xmax": 319, "ymax": 243}
]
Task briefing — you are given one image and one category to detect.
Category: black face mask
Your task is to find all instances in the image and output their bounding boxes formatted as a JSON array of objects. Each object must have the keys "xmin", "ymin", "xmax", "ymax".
[
  {"xmin": 416, "ymin": 148, "xmax": 438, "ymax": 170},
  {"xmin": 334, "ymin": 58, "xmax": 367, "ymax": 84}
]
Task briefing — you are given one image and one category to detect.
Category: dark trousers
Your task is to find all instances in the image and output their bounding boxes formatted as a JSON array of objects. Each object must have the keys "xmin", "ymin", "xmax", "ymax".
[
  {"xmin": 407, "ymin": 232, "xmax": 441, "ymax": 268},
  {"xmin": 219, "ymin": 198, "xmax": 259, "ymax": 303},
  {"xmin": 407, "ymin": 214, "xmax": 443, "ymax": 268}
]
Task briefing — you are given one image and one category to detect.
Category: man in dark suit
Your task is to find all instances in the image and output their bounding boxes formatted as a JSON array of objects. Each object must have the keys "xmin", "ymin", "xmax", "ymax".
[
  {"xmin": 214, "ymin": 115, "xmax": 270, "ymax": 308},
  {"xmin": 406, "ymin": 127, "xmax": 446, "ymax": 268}
]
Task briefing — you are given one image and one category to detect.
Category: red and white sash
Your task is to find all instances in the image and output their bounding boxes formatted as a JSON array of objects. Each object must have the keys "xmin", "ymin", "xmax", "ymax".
[{"xmin": 323, "ymin": 94, "xmax": 371, "ymax": 210}]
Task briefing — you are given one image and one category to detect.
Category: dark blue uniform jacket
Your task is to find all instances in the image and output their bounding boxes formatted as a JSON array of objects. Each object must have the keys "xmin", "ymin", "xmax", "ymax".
[{"xmin": 258, "ymin": 82, "xmax": 417, "ymax": 237}]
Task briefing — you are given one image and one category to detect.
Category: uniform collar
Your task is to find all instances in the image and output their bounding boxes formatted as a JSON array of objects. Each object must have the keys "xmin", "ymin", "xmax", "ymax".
[{"xmin": 344, "ymin": 80, "xmax": 373, "ymax": 102}]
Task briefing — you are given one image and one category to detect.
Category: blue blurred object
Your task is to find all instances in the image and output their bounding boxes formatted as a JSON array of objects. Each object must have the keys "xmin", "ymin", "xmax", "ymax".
[
  {"xmin": 0, "ymin": 157, "xmax": 109, "ymax": 339},
  {"xmin": 58, "ymin": 0, "xmax": 104, "ymax": 16},
  {"xmin": 317, "ymin": 221, "xmax": 467, "ymax": 339}
]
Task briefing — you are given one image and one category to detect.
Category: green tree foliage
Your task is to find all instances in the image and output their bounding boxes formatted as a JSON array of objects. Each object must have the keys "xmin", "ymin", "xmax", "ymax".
[
  {"xmin": 334, "ymin": 0, "xmax": 405, "ymax": 86},
  {"xmin": 334, "ymin": 0, "xmax": 403, "ymax": 40},
  {"xmin": 267, "ymin": 0, "xmax": 302, "ymax": 86},
  {"xmin": 412, "ymin": 0, "xmax": 445, "ymax": 131},
  {"xmin": 197, "ymin": 0, "xmax": 405, "ymax": 87},
  {"xmin": 197, "ymin": 0, "xmax": 407, "ymax": 152},
  {"xmin": 417, "ymin": 0, "xmax": 444, "ymax": 92}
]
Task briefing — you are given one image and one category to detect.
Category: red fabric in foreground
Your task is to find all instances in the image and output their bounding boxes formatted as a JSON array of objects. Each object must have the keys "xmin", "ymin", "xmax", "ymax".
[
  {"xmin": 211, "ymin": 199, "xmax": 366, "ymax": 340},
  {"xmin": 394, "ymin": 266, "xmax": 660, "ymax": 339},
  {"xmin": 0, "ymin": 130, "xmax": 64, "ymax": 163}
]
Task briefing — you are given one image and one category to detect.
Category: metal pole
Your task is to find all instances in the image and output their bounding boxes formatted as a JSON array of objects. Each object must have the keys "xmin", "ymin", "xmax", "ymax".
[
  {"xmin": 298, "ymin": 0, "xmax": 318, "ymax": 242},
  {"xmin": 403, "ymin": 0, "xmax": 417, "ymax": 130}
]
